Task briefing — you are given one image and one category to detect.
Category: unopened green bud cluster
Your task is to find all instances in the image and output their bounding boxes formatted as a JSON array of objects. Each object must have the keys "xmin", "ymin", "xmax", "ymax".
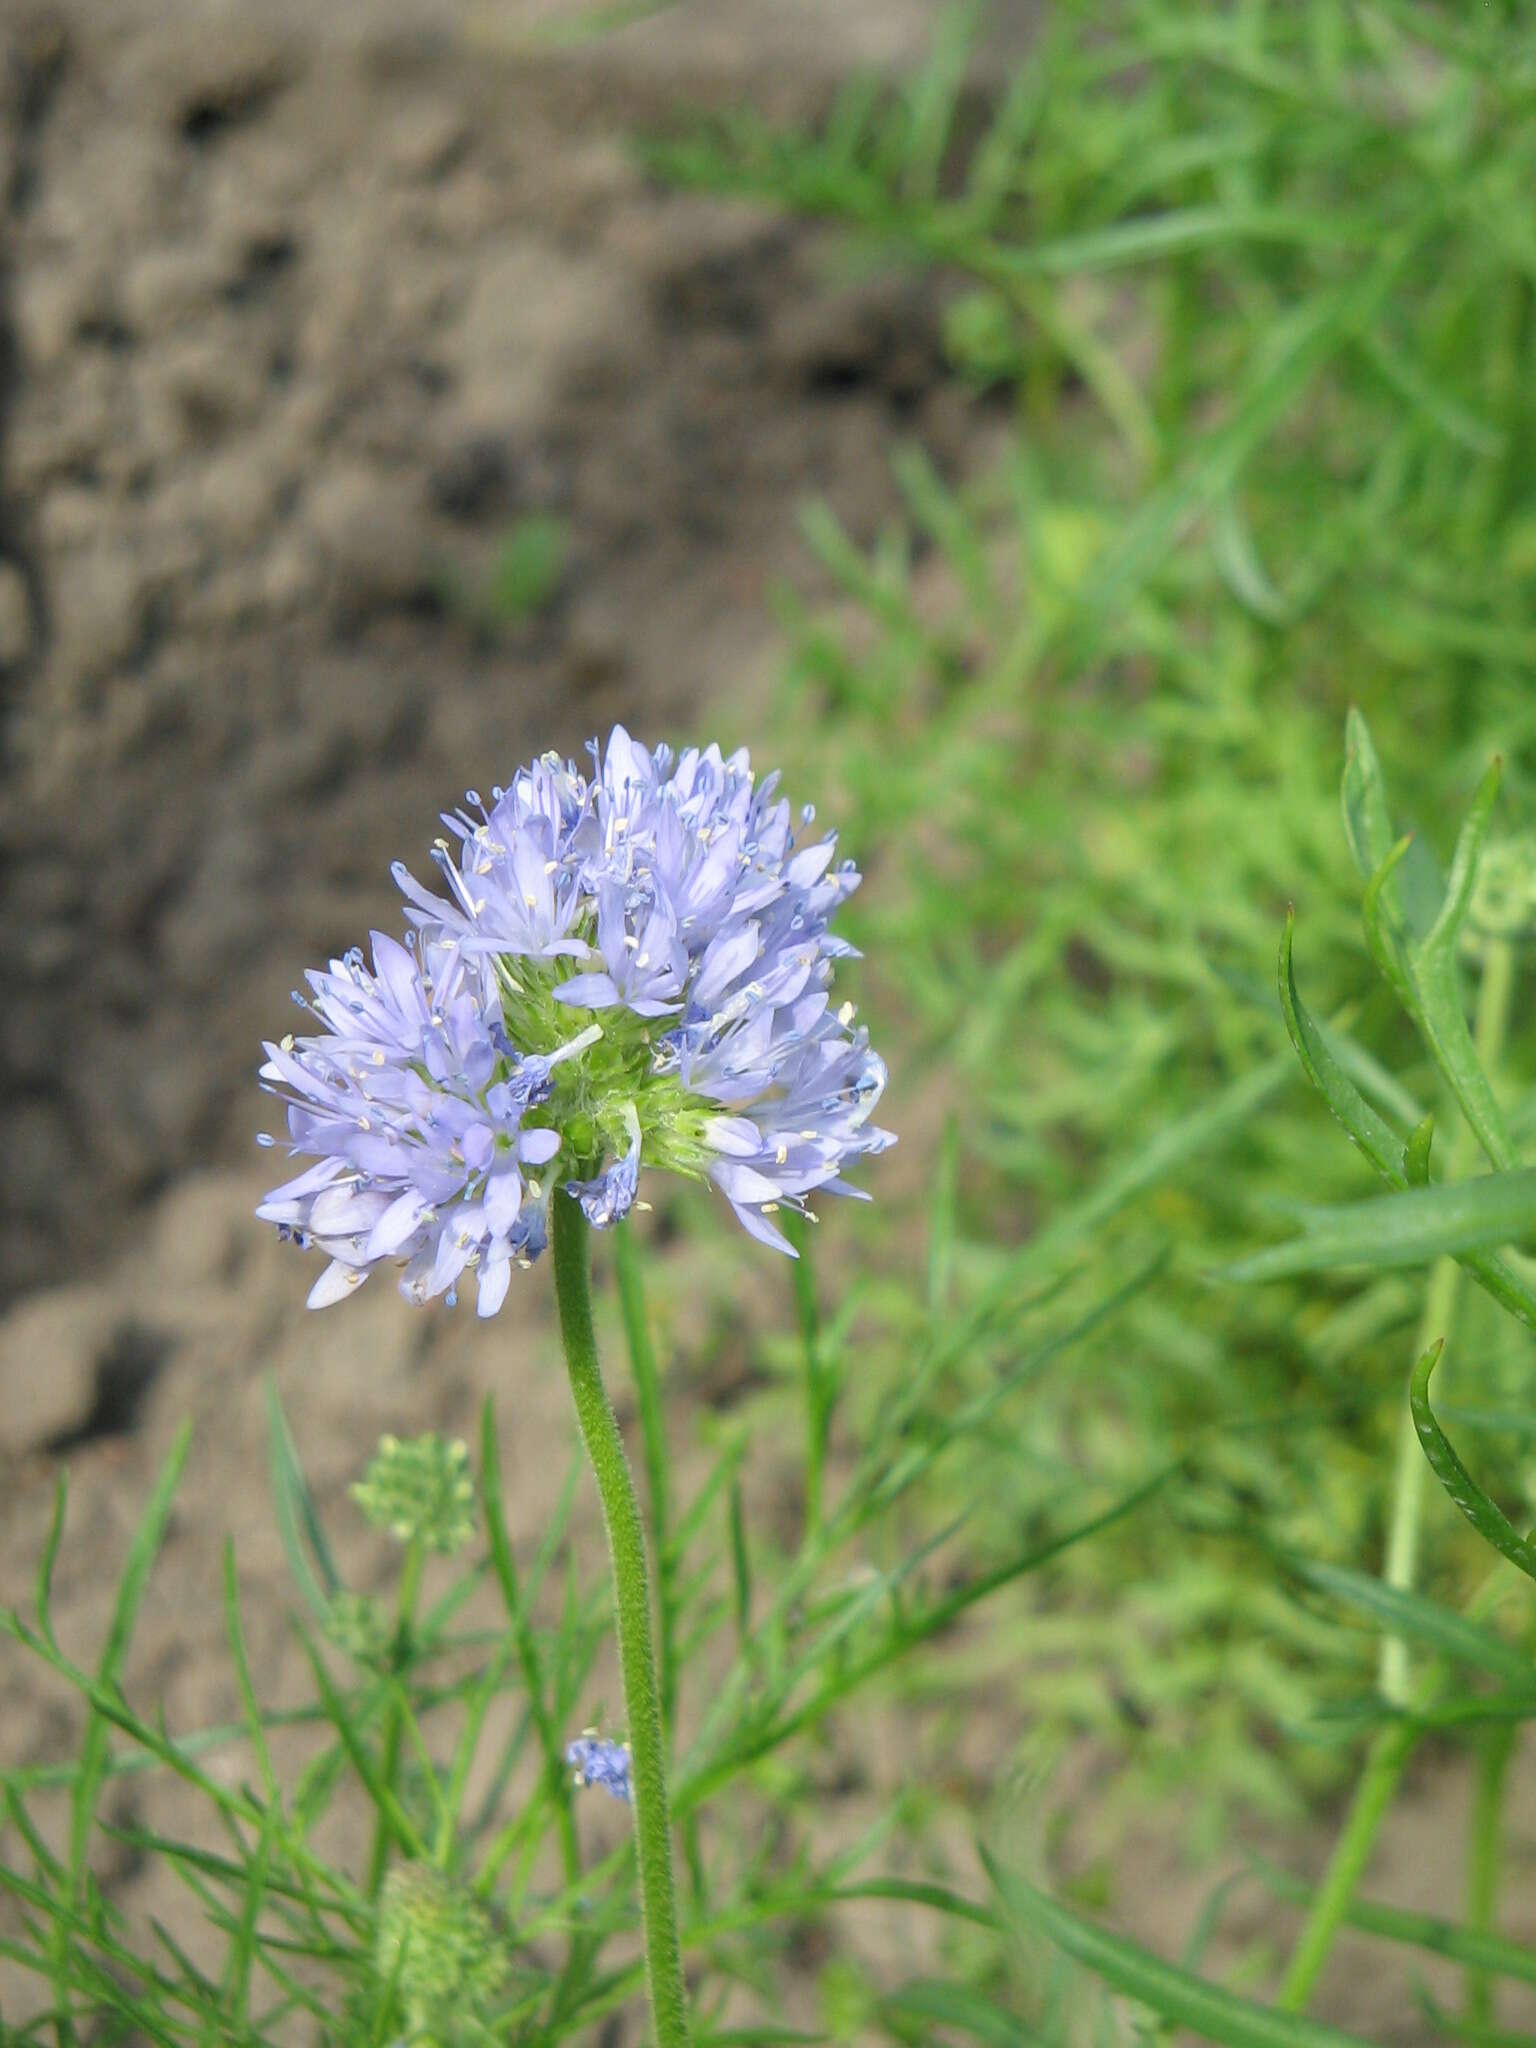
[
  {"xmin": 324, "ymin": 1589, "xmax": 392, "ymax": 1665},
  {"xmin": 375, "ymin": 1864, "xmax": 506, "ymax": 2040},
  {"xmin": 1465, "ymin": 836, "xmax": 1536, "ymax": 951},
  {"xmin": 351, "ymin": 1432, "xmax": 476, "ymax": 1554}
]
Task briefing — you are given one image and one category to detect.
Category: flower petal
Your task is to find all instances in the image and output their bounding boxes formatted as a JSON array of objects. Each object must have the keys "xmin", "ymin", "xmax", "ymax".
[
  {"xmin": 307, "ymin": 1259, "xmax": 369, "ymax": 1309},
  {"xmin": 553, "ymin": 974, "xmax": 621, "ymax": 1009}
]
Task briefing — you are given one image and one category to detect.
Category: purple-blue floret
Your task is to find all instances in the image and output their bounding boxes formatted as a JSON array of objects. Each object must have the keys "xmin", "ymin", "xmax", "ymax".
[{"xmin": 566, "ymin": 1734, "xmax": 632, "ymax": 1803}]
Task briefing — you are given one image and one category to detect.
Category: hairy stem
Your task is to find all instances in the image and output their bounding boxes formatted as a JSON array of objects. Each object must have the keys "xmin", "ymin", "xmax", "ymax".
[
  {"xmin": 552, "ymin": 1192, "xmax": 691, "ymax": 2047},
  {"xmin": 784, "ymin": 1210, "xmax": 829, "ymax": 1540},
  {"xmin": 614, "ymin": 1221, "xmax": 677, "ymax": 1736}
]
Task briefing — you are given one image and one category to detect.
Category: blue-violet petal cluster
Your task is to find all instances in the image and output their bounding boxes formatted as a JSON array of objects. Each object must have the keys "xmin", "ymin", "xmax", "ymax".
[
  {"xmin": 257, "ymin": 729, "xmax": 892, "ymax": 1315},
  {"xmin": 566, "ymin": 1734, "xmax": 632, "ymax": 1804}
]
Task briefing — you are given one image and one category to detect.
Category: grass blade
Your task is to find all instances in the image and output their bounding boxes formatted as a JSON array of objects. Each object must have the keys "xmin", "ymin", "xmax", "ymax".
[
  {"xmin": 988, "ymin": 1851, "xmax": 1377, "ymax": 2046},
  {"xmin": 264, "ymin": 1379, "xmax": 339, "ymax": 1619},
  {"xmin": 1221, "ymin": 1169, "xmax": 1536, "ymax": 1284}
]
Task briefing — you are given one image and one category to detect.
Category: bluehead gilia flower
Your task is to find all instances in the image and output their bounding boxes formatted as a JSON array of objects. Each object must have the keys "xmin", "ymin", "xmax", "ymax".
[
  {"xmin": 257, "ymin": 728, "xmax": 893, "ymax": 1315},
  {"xmin": 566, "ymin": 1733, "xmax": 632, "ymax": 1803}
]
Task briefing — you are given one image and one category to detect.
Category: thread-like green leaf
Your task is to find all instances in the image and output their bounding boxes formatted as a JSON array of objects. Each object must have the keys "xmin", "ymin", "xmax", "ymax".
[
  {"xmin": 34, "ymin": 1473, "xmax": 68, "ymax": 1648},
  {"xmin": 987, "ymin": 1853, "xmax": 1376, "ymax": 2046},
  {"xmin": 264, "ymin": 1379, "xmax": 339, "ymax": 1618},
  {"xmin": 1411, "ymin": 1342, "xmax": 1536, "ymax": 1586},
  {"xmin": 1287, "ymin": 1556, "xmax": 1533, "ymax": 1687},
  {"xmin": 1278, "ymin": 913, "xmax": 1406, "ymax": 1183},
  {"xmin": 70, "ymin": 1421, "xmax": 193, "ymax": 1885},
  {"xmin": 1253, "ymin": 1860, "xmax": 1536, "ymax": 1989},
  {"xmin": 1403, "ymin": 1116, "xmax": 1435, "ymax": 1189},
  {"xmin": 1341, "ymin": 709, "xmax": 1443, "ymax": 937},
  {"xmin": 1277, "ymin": 917, "xmax": 1536, "ymax": 1328},
  {"xmin": 1222, "ymin": 1168, "xmax": 1536, "ymax": 1284},
  {"xmin": 883, "ymin": 1978, "xmax": 1034, "ymax": 2045}
]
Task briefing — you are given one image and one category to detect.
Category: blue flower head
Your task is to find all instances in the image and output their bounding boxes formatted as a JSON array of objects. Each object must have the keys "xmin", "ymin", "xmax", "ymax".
[
  {"xmin": 566, "ymin": 1733, "xmax": 632, "ymax": 1803},
  {"xmin": 258, "ymin": 729, "xmax": 893, "ymax": 1315}
]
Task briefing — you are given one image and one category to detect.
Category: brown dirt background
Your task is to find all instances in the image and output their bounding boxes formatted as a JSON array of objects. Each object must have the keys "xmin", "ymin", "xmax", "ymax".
[{"xmin": 2, "ymin": 3, "xmax": 1533, "ymax": 2040}]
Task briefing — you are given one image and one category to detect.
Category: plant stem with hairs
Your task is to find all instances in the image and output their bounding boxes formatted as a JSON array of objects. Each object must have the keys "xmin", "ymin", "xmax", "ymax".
[{"xmin": 551, "ymin": 1189, "xmax": 690, "ymax": 2047}]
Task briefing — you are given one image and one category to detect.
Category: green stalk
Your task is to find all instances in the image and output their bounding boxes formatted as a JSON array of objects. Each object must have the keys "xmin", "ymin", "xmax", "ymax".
[
  {"xmin": 1379, "ymin": 1256, "xmax": 1463, "ymax": 1707},
  {"xmin": 784, "ymin": 1211, "xmax": 829, "ymax": 1540},
  {"xmin": 366, "ymin": 1533, "xmax": 425, "ymax": 1899},
  {"xmin": 551, "ymin": 1191, "xmax": 691, "ymax": 2048},
  {"xmin": 1466, "ymin": 1722, "xmax": 1516, "ymax": 2029},
  {"xmin": 1280, "ymin": 937, "xmax": 1516, "ymax": 2009},
  {"xmin": 614, "ymin": 1221, "xmax": 677, "ymax": 1736},
  {"xmin": 1382, "ymin": 936, "xmax": 1514, "ymax": 1705},
  {"xmin": 1277, "ymin": 1718, "xmax": 1418, "ymax": 2011}
]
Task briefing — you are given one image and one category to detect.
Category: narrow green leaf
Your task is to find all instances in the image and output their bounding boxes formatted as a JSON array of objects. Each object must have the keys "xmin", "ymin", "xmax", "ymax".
[
  {"xmin": 1253, "ymin": 1861, "xmax": 1536, "ymax": 1989},
  {"xmin": 1211, "ymin": 493, "xmax": 1292, "ymax": 623},
  {"xmin": 1357, "ymin": 327, "xmax": 1507, "ymax": 457},
  {"xmin": 479, "ymin": 1398, "xmax": 577, "ymax": 1879},
  {"xmin": 34, "ymin": 1473, "xmax": 68, "ymax": 1647},
  {"xmin": 221, "ymin": 1807, "xmax": 276, "ymax": 2022},
  {"xmin": 1341, "ymin": 707, "xmax": 1397, "ymax": 888},
  {"xmin": 1287, "ymin": 1556, "xmax": 1533, "ymax": 1687},
  {"xmin": 264, "ymin": 1379, "xmax": 339, "ymax": 1618},
  {"xmin": 1341, "ymin": 709, "xmax": 1443, "ymax": 940},
  {"xmin": 1360, "ymin": 833, "xmax": 1420, "ymax": 1012},
  {"xmin": 1278, "ymin": 913, "xmax": 1406, "ymax": 1184},
  {"xmin": 988, "ymin": 1853, "xmax": 1376, "ymax": 2046},
  {"xmin": 927, "ymin": 1113, "xmax": 960, "ymax": 1316},
  {"xmin": 1411, "ymin": 1343, "xmax": 1536, "ymax": 1585},
  {"xmin": 729, "ymin": 1477, "xmax": 751, "ymax": 1646},
  {"xmin": 221, "ymin": 1540, "xmax": 280, "ymax": 1808},
  {"xmin": 884, "ymin": 1978, "xmax": 1034, "ymax": 2046},
  {"xmin": 1280, "ymin": 918, "xmax": 1536, "ymax": 1329},
  {"xmin": 893, "ymin": 443, "xmax": 994, "ymax": 618},
  {"xmin": 295, "ymin": 1631, "xmax": 426, "ymax": 1862},
  {"xmin": 1412, "ymin": 757, "xmax": 1515, "ymax": 1172},
  {"xmin": 900, "ymin": 1, "xmax": 983, "ymax": 204},
  {"xmin": 70, "ymin": 1421, "xmax": 193, "ymax": 1885},
  {"xmin": 1064, "ymin": 232, "xmax": 1419, "ymax": 647},
  {"xmin": 1404, "ymin": 1116, "xmax": 1435, "ymax": 1189},
  {"xmin": 1222, "ymin": 1168, "xmax": 1536, "ymax": 1284}
]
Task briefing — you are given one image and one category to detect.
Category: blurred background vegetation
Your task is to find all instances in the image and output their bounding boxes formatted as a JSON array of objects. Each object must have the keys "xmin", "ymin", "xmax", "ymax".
[{"xmin": 652, "ymin": 0, "xmax": 1536, "ymax": 1842}]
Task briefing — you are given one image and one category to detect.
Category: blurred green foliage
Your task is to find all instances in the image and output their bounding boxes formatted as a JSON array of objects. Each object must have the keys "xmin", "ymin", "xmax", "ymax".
[{"xmin": 644, "ymin": 0, "xmax": 1536, "ymax": 1841}]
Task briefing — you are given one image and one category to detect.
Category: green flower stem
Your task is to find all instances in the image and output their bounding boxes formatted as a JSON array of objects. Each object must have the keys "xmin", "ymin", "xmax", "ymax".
[
  {"xmin": 613, "ymin": 1221, "xmax": 677, "ymax": 1736},
  {"xmin": 1277, "ymin": 1717, "xmax": 1417, "ymax": 2011},
  {"xmin": 783, "ymin": 1210, "xmax": 829, "ymax": 1540},
  {"xmin": 552, "ymin": 1191, "xmax": 691, "ymax": 2048},
  {"xmin": 613, "ymin": 1222, "xmax": 710, "ymax": 1912},
  {"xmin": 367, "ymin": 1532, "xmax": 425, "ymax": 1899},
  {"xmin": 1280, "ymin": 936, "xmax": 1515, "ymax": 2011},
  {"xmin": 1466, "ymin": 1721, "xmax": 1516, "ymax": 2029}
]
